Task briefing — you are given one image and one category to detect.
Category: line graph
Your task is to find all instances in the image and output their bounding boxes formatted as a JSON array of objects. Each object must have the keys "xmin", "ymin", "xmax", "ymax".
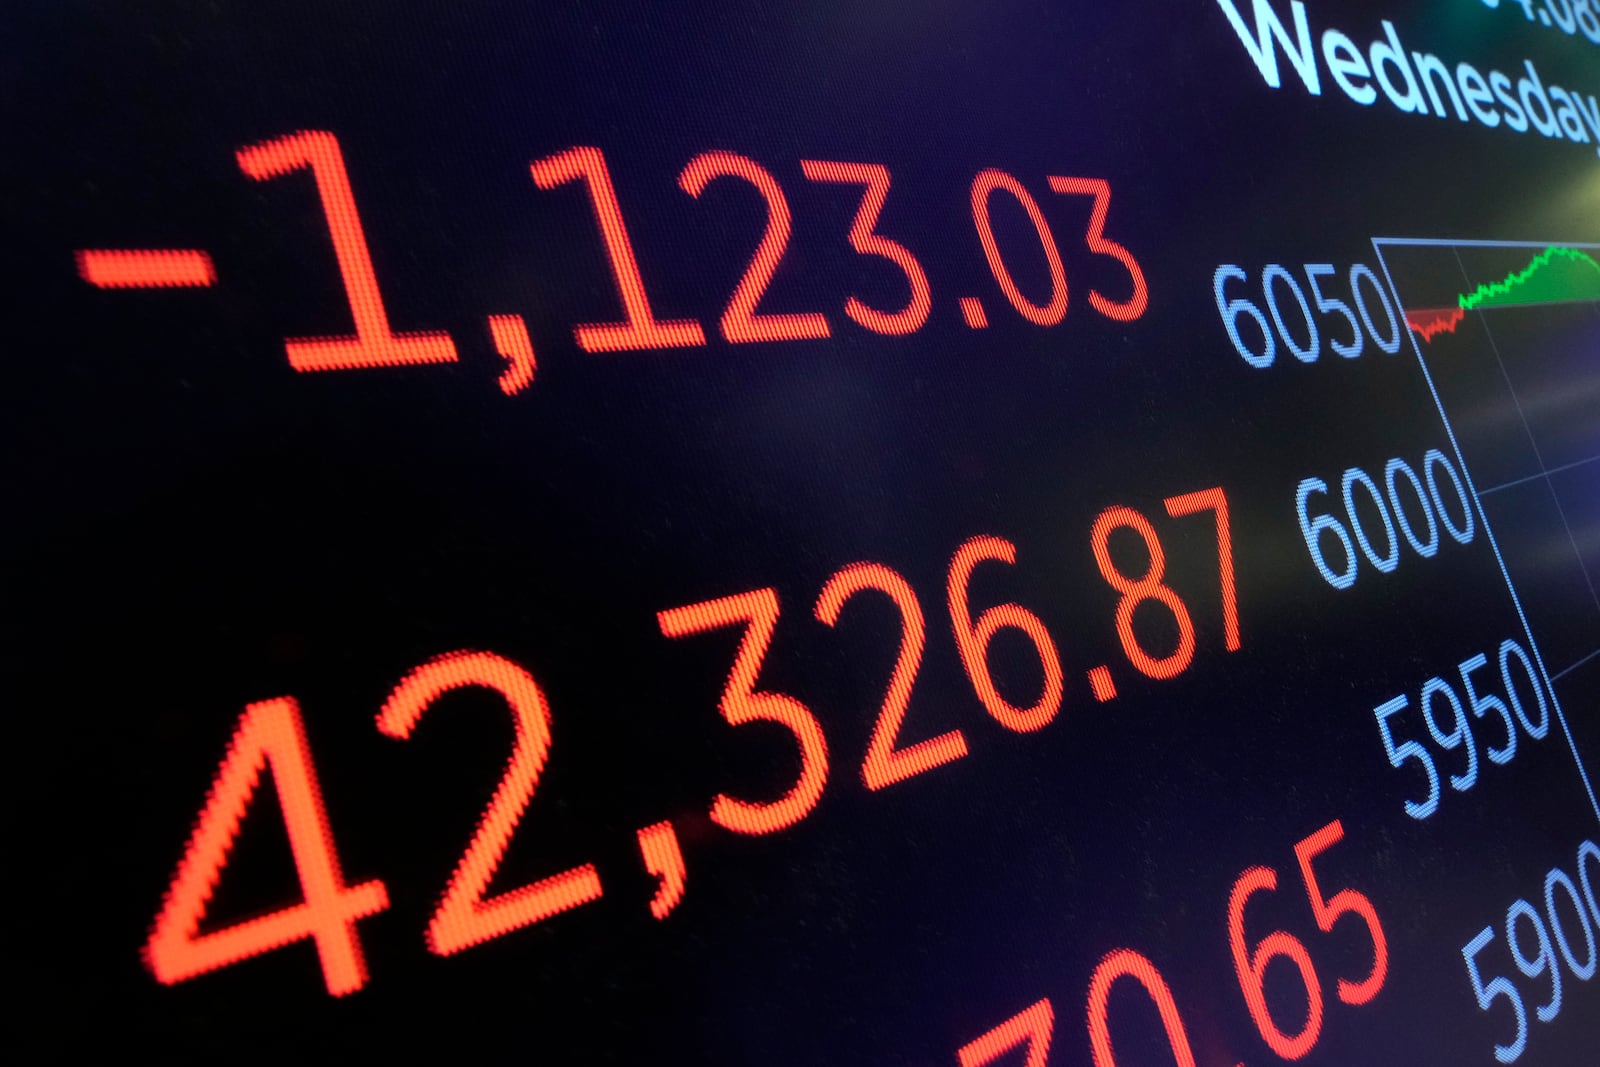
[
  {"xmin": 1377, "ymin": 238, "xmax": 1600, "ymax": 820},
  {"xmin": 1404, "ymin": 245, "xmax": 1600, "ymax": 341},
  {"xmin": 1406, "ymin": 305, "xmax": 1466, "ymax": 342}
]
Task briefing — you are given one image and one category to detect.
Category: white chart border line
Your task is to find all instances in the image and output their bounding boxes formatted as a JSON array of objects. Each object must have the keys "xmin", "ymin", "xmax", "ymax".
[
  {"xmin": 1373, "ymin": 238, "xmax": 1600, "ymax": 249},
  {"xmin": 1370, "ymin": 236, "xmax": 1600, "ymax": 824}
]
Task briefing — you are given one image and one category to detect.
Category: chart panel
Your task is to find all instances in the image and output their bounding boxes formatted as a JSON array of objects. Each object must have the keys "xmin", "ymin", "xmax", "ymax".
[{"xmin": 1379, "ymin": 239, "xmax": 1600, "ymax": 768}]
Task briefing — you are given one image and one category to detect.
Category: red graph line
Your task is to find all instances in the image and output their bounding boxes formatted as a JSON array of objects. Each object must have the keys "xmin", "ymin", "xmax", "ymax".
[
  {"xmin": 1404, "ymin": 306, "xmax": 1466, "ymax": 343},
  {"xmin": 77, "ymin": 249, "xmax": 216, "ymax": 288}
]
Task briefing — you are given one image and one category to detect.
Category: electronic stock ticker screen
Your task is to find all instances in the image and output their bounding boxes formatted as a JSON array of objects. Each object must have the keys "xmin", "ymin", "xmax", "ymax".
[{"xmin": 7, "ymin": 1, "xmax": 1600, "ymax": 1063}]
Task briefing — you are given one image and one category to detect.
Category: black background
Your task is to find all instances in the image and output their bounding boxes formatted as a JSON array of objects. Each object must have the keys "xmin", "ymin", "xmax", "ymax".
[{"xmin": 4, "ymin": 1, "xmax": 1599, "ymax": 1063}]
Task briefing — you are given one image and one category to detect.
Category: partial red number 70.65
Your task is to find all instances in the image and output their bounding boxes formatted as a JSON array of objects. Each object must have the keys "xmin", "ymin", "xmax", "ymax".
[
  {"xmin": 956, "ymin": 820, "xmax": 1386, "ymax": 1067},
  {"xmin": 1228, "ymin": 820, "xmax": 1389, "ymax": 1059}
]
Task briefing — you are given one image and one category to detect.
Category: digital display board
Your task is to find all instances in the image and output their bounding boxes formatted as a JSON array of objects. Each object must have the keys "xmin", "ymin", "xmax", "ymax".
[{"xmin": 7, "ymin": 1, "xmax": 1600, "ymax": 1063}]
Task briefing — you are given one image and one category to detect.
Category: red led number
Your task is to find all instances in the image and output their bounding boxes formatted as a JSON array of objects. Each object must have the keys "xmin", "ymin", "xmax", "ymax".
[
  {"xmin": 679, "ymin": 151, "xmax": 830, "ymax": 343},
  {"xmin": 800, "ymin": 160, "xmax": 931, "ymax": 335},
  {"xmin": 816, "ymin": 562, "xmax": 968, "ymax": 791},
  {"xmin": 970, "ymin": 169, "xmax": 1069, "ymax": 326},
  {"xmin": 144, "ymin": 697, "xmax": 388, "ymax": 995},
  {"xmin": 959, "ymin": 828, "xmax": 1372, "ymax": 1067},
  {"xmin": 1164, "ymin": 487, "xmax": 1241, "ymax": 651},
  {"xmin": 1091, "ymin": 507, "xmax": 1196, "ymax": 680},
  {"xmin": 1092, "ymin": 488, "xmax": 1239, "ymax": 680},
  {"xmin": 377, "ymin": 650, "xmax": 603, "ymax": 956},
  {"xmin": 962, "ymin": 953, "xmax": 1209, "ymax": 1067},
  {"xmin": 530, "ymin": 146, "xmax": 706, "ymax": 351},
  {"xmin": 947, "ymin": 535, "xmax": 1065, "ymax": 732},
  {"xmin": 1228, "ymin": 820, "xmax": 1388, "ymax": 1059},
  {"xmin": 1047, "ymin": 176, "xmax": 1148, "ymax": 321},
  {"xmin": 1087, "ymin": 949, "xmax": 1199, "ymax": 1067},
  {"xmin": 958, "ymin": 998, "xmax": 1054, "ymax": 1067},
  {"xmin": 1294, "ymin": 820, "xmax": 1389, "ymax": 1004},
  {"xmin": 1230, "ymin": 865, "xmax": 1325, "ymax": 1059},
  {"xmin": 658, "ymin": 589, "xmax": 830, "ymax": 834},
  {"xmin": 236, "ymin": 130, "xmax": 458, "ymax": 372}
]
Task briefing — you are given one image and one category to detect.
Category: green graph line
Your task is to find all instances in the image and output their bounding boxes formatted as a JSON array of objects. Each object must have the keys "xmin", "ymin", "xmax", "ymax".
[{"xmin": 1456, "ymin": 246, "xmax": 1600, "ymax": 311}]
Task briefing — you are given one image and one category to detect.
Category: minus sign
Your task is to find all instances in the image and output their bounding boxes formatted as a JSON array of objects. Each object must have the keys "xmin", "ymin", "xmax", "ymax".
[{"xmin": 77, "ymin": 249, "xmax": 216, "ymax": 288}]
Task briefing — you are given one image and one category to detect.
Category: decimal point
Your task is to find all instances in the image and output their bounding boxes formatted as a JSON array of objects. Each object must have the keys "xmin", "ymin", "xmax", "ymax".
[
  {"xmin": 1088, "ymin": 665, "xmax": 1117, "ymax": 702},
  {"xmin": 959, "ymin": 297, "xmax": 989, "ymax": 329}
]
